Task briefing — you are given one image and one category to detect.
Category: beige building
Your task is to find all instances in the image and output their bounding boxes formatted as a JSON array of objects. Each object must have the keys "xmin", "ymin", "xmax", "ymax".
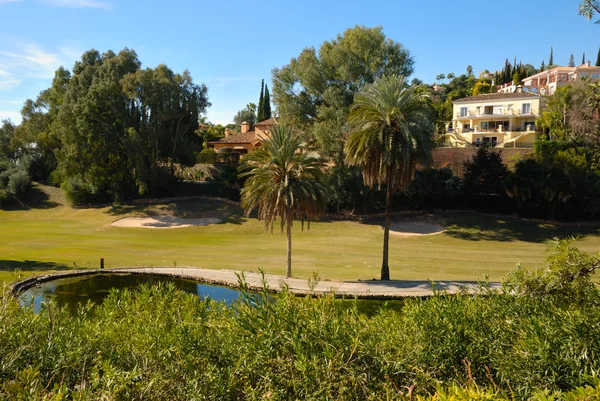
[
  {"xmin": 207, "ymin": 118, "xmax": 277, "ymax": 153},
  {"xmin": 446, "ymin": 92, "xmax": 542, "ymax": 148},
  {"xmin": 497, "ymin": 61, "xmax": 600, "ymax": 95}
]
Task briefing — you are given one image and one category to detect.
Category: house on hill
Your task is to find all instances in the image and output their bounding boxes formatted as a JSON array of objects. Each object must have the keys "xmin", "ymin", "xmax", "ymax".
[
  {"xmin": 207, "ymin": 118, "xmax": 277, "ymax": 154},
  {"xmin": 445, "ymin": 91, "xmax": 543, "ymax": 148},
  {"xmin": 497, "ymin": 61, "xmax": 600, "ymax": 95}
]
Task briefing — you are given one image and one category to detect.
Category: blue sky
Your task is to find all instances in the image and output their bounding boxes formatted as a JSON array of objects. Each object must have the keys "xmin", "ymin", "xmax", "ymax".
[{"xmin": 0, "ymin": 0, "xmax": 597, "ymax": 125}]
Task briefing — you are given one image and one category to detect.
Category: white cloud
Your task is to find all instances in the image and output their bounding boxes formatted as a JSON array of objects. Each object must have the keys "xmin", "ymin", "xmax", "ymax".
[
  {"xmin": 0, "ymin": 43, "xmax": 78, "ymax": 79},
  {"xmin": 40, "ymin": 0, "xmax": 112, "ymax": 10},
  {"xmin": 0, "ymin": 79, "xmax": 22, "ymax": 91},
  {"xmin": 0, "ymin": 110, "xmax": 21, "ymax": 123}
]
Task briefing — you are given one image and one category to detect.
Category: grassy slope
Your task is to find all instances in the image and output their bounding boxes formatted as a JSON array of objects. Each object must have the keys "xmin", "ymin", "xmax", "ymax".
[{"xmin": 2, "ymin": 183, "xmax": 600, "ymax": 284}]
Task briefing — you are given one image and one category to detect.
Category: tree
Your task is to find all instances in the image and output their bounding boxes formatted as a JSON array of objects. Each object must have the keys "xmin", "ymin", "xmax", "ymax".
[
  {"xmin": 569, "ymin": 53, "xmax": 576, "ymax": 67},
  {"xmin": 239, "ymin": 124, "xmax": 328, "ymax": 278},
  {"xmin": 447, "ymin": 72, "xmax": 455, "ymax": 81},
  {"xmin": 540, "ymin": 60, "xmax": 546, "ymax": 71},
  {"xmin": 56, "ymin": 49, "xmax": 210, "ymax": 203},
  {"xmin": 512, "ymin": 72, "xmax": 521, "ymax": 85},
  {"xmin": 0, "ymin": 119, "xmax": 15, "ymax": 161},
  {"xmin": 472, "ymin": 78, "xmax": 492, "ymax": 95},
  {"xmin": 549, "ymin": 46, "xmax": 554, "ymax": 66},
  {"xmin": 15, "ymin": 67, "xmax": 71, "ymax": 180},
  {"xmin": 233, "ymin": 103, "xmax": 257, "ymax": 126},
  {"xmin": 596, "ymin": 47, "xmax": 600, "ymax": 66},
  {"xmin": 583, "ymin": 52, "xmax": 586, "ymax": 65},
  {"xmin": 436, "ymin": 73, "xmax": 446, "ymax": 84},
  {"xmin": 263, "ymin": 84, "xmax": 272, "ymax": 120},
  {"xmin": 345, "ymin": 75, "xmax": 434, "ymax": 280},
  {"xmin": 466, "ymin": 65, "xmax": 473, "ymax": 76},
  {"xmin": 257, "ymin": 79, "xmax": 265, "ymax": 123},
  {"xmin": 537, "ymin": 82, "xmax": 597, "ymax": 141},
  {"xmin": 272, "ymin": 25, "xmax": 414, "ymax": 162},
  {"xmin": 579, "ymin": 0, "xmax": 600, "ymax": 23}
]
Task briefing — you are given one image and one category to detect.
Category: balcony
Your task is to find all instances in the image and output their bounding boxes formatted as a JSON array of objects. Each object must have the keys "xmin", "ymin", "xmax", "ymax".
[{"xmin": 455, "ymin": 109, "xmax": 537, "ymax": 118}]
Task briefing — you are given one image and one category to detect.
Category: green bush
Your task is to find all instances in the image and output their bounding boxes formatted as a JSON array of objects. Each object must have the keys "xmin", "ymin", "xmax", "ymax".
[
  {"xmin": 197, "ymin": 148, "xmax": 217, "ymax": 164},
  {"xmin": 534, "ymin": 140, "xmax": 576, "ymax": 162}
]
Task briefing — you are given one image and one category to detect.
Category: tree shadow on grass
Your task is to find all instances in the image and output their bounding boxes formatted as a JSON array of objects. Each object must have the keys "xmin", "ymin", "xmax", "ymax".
[
  {"xmin": 107, "ymin": 199, "xmax": 247, "ymax": 225},
  {"xmin": 0, "ymin": 260, "xmax": 72, "ymax": 272},
  {"xmin": 354, "ymin": 211, "xmax": 600, "ymax": 244},
  {"xmin": 442, "ymin": 213, "xmax": 600, "ymax": 243},
  {"xmin": 0, "ymin": 185, "xmax": 60, "ymax": 211}
]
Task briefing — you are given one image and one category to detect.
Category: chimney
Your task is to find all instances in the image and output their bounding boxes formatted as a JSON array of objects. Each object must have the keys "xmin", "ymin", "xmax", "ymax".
[
  {"xmin": 587, "ymin": 60, "xmax": 591, "ymax": 67},
  {"xmin": 241, "ymin": 121, "xmax": 250, "ymax": 133},
  {"xmin": 224, "ymin": 128, "xmax": 230, "ymax": 137}
]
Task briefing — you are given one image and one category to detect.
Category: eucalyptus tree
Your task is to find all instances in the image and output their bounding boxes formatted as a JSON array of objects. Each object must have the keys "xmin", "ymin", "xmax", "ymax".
[
  {"xmin": 345, "ymin": 75, "xmax": 434, "ymax": 280},
  {"xmin": 239, "ymin": 125, "xmax": 328, "ymax": 278},
  {"xmin": 272, "ymin": 26, "xmax": 413, "ymax": 163}
]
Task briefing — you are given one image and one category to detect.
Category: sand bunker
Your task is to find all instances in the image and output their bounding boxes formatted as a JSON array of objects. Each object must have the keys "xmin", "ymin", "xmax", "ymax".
[
  {"xmin": 111, "ymin": 216, "xmax": 222, "ymax": 229},
  {"xmin": 390, "ymin": 221, "xmax": 445, "ymax": 236}
]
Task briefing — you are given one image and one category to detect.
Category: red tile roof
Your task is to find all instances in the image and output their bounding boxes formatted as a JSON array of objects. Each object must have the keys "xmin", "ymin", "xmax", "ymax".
[{"xmin": 207, "ymin": 131, "xmax": 257, "ymax": 144}]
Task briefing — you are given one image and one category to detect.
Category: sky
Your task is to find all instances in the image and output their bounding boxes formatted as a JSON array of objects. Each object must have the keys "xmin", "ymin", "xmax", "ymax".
[{"xmin": 0, "ymin": 0, "xmax": 598, "ymax": 125}]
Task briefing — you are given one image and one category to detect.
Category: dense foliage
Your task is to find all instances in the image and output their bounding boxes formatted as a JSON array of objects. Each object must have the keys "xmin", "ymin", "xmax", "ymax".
[
  {"xmin": 5, "ymin": 48, "xmax": 210, "ymax": 205},
  {"xmin": 2, "ymin": 240, "xmax": 600, "ymax": 400},
  {"xmin": 0, "ymin": 119, "xmax": 31, "ymax": 205}
]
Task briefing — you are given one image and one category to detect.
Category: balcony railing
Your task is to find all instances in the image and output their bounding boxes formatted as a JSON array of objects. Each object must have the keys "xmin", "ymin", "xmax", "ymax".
[
  {"xmin": 456, "ymin": 109, "xmax": 537, "ymax": 118},
  {"xmin": 449, "ymin": 126, "xmax": 539, "ymax": 135}
]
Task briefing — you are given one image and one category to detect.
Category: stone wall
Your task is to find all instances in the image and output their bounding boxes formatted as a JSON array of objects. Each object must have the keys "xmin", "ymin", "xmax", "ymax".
[{"xmin": 431, "ymin": 147, "xmax": 534, "ymax": 177}]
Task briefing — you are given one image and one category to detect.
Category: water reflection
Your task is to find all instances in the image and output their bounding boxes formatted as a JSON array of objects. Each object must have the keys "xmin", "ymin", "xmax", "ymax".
[{"xmin": 19, "ymin": 274, "xmax": 242, "ymax": 314}]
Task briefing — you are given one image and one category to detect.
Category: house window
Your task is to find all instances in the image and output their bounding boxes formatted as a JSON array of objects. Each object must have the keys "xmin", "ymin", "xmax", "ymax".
[
  {"xmin": 493, "ymin": 105, "xmax": 503, "ymax": 115},
  {"xmin": 521, "ymin": 103, "xmax": 531, "ymax": 114},
  {"xmin": 460, "ymin": 107, "xmax": 468, "ymax": 117},
  {"xmin": 491, "ymin": 137, "xmax": 498, "ymax": 147},
  {"xmin": 507, "ymin": 104, "xmax": 513, "ymax": 114}
]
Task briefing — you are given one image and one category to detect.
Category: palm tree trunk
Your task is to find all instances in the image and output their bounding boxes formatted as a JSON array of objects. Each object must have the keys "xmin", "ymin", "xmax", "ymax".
[
  {"xmin": 381, "ymin": 165, "xmax": 393, "ymax": 281},
  {"xmin": 286, "ymin": 217, "xmax": 292, "ymax": 278}
]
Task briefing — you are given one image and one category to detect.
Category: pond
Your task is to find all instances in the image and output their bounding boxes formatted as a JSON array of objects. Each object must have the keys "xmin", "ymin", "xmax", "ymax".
[
  {"xmin": 19, "ymin": 274, "xmax": 242, "ymax": 314},
  {"xmin": 18, "ymin": 273, "xmax": 406, "ymax": 316}
]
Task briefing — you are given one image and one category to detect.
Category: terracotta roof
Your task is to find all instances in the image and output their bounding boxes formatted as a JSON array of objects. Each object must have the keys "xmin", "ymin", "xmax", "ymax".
[
  {"xmin": 207, "ymin": 131, "xmax": 257, "ymax": 144},
  {"xmin": 255, "ymin": 117, "xmax": 277, "ymax": 127},
  {"xmin": 454, "ymin": 92, "xmax": 540, "ymax": 103}
]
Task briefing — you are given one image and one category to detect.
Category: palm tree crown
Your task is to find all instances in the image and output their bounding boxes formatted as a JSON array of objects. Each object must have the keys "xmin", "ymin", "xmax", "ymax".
[
  {"xmin": 345, "ymin": 75, "xmax": 434, "ymax": 280},
  {"xmin": 239, "ymin": 124, "xmax": 328, "ymax": 277}
]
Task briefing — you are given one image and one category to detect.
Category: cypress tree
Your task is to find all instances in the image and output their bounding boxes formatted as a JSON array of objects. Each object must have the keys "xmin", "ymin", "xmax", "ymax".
[
  {"xmin": 257, "ymin": 79, "xmax": 265, "ymax": 123},
  {"xmin": 596, "ymin": 47, "xmax": 600, "ymax": 66},
  {"xmin": 582, "ymin": 52, "xmax": 586, "ymax": 65},
  {"xmin": 540, "ymin": 60, "xmax": 546, "ymax": 71},
  {"xmin": 549, "ymin": 46, "xmax": 554, "ymax": 66},
  {"xmin": 263, "ymin": 84, "xmax": 272, "ymax": 120},
  {"xmin": 568, "ymin": 53, "xmax": 575, "ymax": 67}
]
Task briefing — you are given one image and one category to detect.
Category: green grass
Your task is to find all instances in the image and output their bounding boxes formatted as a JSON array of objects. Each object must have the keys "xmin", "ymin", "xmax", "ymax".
[{"xmin": 2, "ymin": 183, "xmax": 600, "ymax": 284}]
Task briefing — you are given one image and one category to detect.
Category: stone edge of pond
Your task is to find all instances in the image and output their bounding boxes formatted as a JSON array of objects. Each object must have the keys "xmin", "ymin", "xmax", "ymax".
[{"xmin": 11, "ymin": 268, "xmax": 502, "ymax": 300}]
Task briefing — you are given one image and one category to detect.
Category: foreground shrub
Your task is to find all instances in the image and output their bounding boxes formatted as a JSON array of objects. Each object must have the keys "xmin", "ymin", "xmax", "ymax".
[{"xmin": 2, "ymin": 242, "xmax": 600, "ymax": 400}]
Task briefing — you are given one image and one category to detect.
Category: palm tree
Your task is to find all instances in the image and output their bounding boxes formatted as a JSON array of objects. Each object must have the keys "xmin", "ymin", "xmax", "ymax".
[
  {"xmin": 345, "ymin": 75, "xmax": 434, "ymax": 280},
  {"xmin": 239, "ymin": 124, "xmax": 329, "ymax": 278}
]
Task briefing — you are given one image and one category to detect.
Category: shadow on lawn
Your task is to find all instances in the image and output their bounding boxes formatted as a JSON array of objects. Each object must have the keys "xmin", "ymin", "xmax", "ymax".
[
  {"xmin": 0, "ymin": 260, "xmax": 72, "ymax": 272},
  {"xmin": 442, "ymin": 213, "xmax": 600, "ymax": 243},
  {"xmin": 1, "ymin": 185, "xmax": 60, "ymax": 211},
  {"xmin": 107, "ymin": 200, "xmax": 246, "ymax": 225}
]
